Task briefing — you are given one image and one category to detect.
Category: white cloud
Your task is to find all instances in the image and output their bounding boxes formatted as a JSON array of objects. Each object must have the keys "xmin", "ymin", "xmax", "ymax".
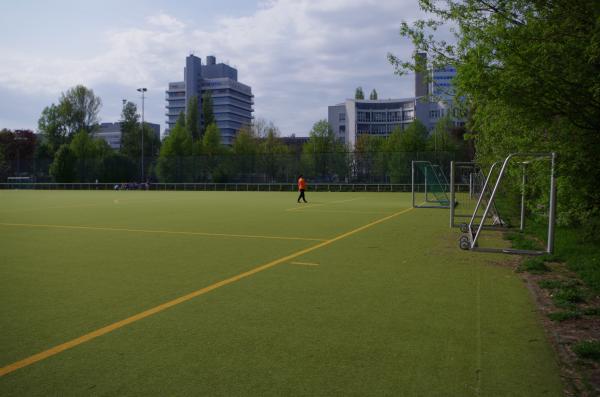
[{"xmin": 0, "ymin": 0, "xmax": 428, "ymax": 134}]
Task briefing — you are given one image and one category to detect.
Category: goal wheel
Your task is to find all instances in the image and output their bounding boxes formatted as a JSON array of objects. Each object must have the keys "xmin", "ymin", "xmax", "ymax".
[{"xmin": 459, "ymin": 236, "xmax": 470, "ymax": 250}]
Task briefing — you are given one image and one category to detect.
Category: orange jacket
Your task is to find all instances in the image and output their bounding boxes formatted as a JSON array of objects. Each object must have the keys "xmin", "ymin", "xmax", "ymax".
[{"xmin": 298, "ymin": 177, "xmax": 306, "ymax": 190}]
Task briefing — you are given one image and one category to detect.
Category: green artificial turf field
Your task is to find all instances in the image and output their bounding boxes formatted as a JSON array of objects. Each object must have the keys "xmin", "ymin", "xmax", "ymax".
[{"xmin": 0, "ymin": 190, "xmax": 563, "ymax": 396}]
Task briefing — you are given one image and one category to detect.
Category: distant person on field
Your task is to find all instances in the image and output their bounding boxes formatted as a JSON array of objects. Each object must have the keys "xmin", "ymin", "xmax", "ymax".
[{"xmin": 297, "ymin": 175, "xmax": 307, "ymax": 203}]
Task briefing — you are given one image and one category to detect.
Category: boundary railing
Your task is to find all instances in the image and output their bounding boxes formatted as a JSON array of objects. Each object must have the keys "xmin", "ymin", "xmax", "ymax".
[{"xmin": 0, "ymin": 182, "xmax": 474, "ymax": 192}]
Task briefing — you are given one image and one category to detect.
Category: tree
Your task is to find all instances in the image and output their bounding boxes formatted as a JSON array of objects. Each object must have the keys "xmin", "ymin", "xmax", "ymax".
[
  {"xmin": 258, "ymin": 125, "xmax": 289, "ymax": 182},
  {"xmin": 186, "ymin": 96, "xmax": 200, "ymax": 141},
  {"xmin": 49, "ymin": 144, "xmax": 76, "ymax": 182},
  {"xmin": 302, "ymin": 120, "xmax": 349, "ymax": 181},
  {"xmin": 354, "ymin": 134, "xmax": 386, "ymax": 182},
  {"xmin": 99, "ymin": 152, "xmax": 136, "ymax": 182},
  {"xmin": 38, "ymin": 84, "xmax": 102, "ymax": 159},
  {"xmin": 0, "ymin": 129, "xmax": 37, "ymax": 176},
  {"xmin": 389, "ymin": 0, "xmax": 600, "ymax": 227},
  {"xmin": 0, "ymin": 148, "xmax": 8, "ymax": 181},
  {"xmin": 202, "ymin": 91, "xmax": 215, "ymax": 135},
  {"xmin": 59, "ymin": 85, "xmax": 102, "ymax": 135},
  {"xmin": 232, "ymin": 125, "xmax": 258, "ymax": 181},
  {"xmin": 156, "ymin": 113, "xmax": 192, "ymax": 183},
  {"xmin": 369, "ymin": 89, "xmax": 378, "ymax": 100},
  {"xmin": 355, "ymin": 87, "xmax": 365, "ymax": 100},
  {"xmin": 38, "ymin": 104, "xmax": 68, "ymax": 155},
  {"xmin": 427, "ymin": 114, "xmax": 456, "ymax": 152},
  {"xmin": 384, "ymin": 120, "xmax": 429, "ymax": 183},
  {"xmin": 69, "ymin": 130, "xmax": 109, "ymax": 182},
  {"xmin": 119, "ymin": 101, "xmax": 140, "ymax": 159}
]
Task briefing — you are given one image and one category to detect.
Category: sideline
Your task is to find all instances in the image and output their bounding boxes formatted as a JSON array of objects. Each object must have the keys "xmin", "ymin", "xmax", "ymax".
[
  {"xmin": 0, "ymin": 222, "xmax": 325, "ymax": 242},
  {"xmin": 0, "ymin": 206, "xmax": 414, "ymax": 377}
]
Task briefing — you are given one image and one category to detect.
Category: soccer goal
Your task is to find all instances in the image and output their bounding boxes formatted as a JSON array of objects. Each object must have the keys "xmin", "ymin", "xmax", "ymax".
[
  {"xmin": 458, "ymin": 152, "xmax": 557, "ymax": 255},
  {"xmin": 450, "ymin": 161, "xmax": 506, "ymax": 231},
  {"xmin": 411, "ymin": 161, "xmax": 451, "ymax": 208}
]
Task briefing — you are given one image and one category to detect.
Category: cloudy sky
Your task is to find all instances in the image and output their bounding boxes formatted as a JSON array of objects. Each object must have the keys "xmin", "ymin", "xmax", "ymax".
[{"xmin": 0, "ymin": 0, "xmax": 426, "ymax": 137}]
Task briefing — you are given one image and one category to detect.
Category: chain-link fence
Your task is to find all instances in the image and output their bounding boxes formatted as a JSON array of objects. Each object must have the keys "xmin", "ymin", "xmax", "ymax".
[{"xmin": 1, "ymin": 151, "xmax": 461, "ymax": 186}]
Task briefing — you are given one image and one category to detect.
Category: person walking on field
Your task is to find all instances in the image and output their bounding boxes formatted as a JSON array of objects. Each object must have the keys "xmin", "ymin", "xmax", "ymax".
[{"xmin": 297, "ymin": 175, "xmax": 308, "ymax": 203}]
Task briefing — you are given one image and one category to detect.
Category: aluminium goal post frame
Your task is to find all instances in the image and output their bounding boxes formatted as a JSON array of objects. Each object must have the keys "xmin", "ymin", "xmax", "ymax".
[
  {"xmin": 452, "ymin": 161, "xmax": 506, "ymax": 231},
  {"xmin": 450, "ymin": 161, "xmax": 480, "ymax": 228},
  {"xmin": 411, "ymin": 160, "xmax": 451, "ymax": 209},
  {"xmin": 462, "ymin": 152, "xmax": 557, "ymax": 255}
]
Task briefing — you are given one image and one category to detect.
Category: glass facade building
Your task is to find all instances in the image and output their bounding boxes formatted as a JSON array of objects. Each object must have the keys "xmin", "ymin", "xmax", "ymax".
[{"xmin": 165, "ymin": 55, "xmax": 254, "ymax": 144}]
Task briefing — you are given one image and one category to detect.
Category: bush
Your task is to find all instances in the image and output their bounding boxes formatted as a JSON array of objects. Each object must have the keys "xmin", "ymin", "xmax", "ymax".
[{"xmin": 572, "ymin": 340, "xmax": 600, "ymax": 361}]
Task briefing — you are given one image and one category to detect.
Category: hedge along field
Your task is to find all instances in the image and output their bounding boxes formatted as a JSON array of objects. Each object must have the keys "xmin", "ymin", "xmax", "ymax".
[{"xmin": 0, "ymin": 190, "xmax": 562, "ymax": 396}]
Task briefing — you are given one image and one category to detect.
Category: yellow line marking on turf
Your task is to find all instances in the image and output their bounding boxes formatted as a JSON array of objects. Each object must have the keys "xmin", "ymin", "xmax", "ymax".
[
  {"xmin": 290, "ymin": 261, "xmax": 320, "ymax": 266},
  {"xmin": 0, "ymin": 206, "xmax": 414, "ymax": 377},
  {"xmin": 0, "ymin": 223, "xmax": 325, "ymax": 242}
]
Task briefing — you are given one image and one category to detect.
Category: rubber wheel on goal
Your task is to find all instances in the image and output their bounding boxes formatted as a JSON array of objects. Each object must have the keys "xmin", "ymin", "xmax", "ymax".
[
  {"xmin": 459, "ymin": 236, "xmax": 470, "ymax": 250},
  {"xmin": 459, "ymin": 223, "xmax": 468, "ymax": 233}
]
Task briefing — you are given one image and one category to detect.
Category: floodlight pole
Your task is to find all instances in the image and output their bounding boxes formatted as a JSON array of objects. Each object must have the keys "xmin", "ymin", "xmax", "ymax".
[{"xmin": 137, "ymin": 87, "xmax": 147, "ymax": 182}]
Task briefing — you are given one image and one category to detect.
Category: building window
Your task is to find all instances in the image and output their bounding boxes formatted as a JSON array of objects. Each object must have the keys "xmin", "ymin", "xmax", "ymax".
[{"xmin": 339, "ymin": 113, "xmax": 346, "ymax": 122}]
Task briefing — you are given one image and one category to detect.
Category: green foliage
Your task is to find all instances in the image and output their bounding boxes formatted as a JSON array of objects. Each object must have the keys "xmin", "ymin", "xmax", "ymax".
[
  {"xmin": 69, "ymin": 130, "xmax": 109, "ymax": 182},
  {"xmin": 391, "ymin": 0, "xmax": 600, "ymax": 227},
  {"xmin": 59, "ymin": 85, "xmax": 102, "ymax": 135},
  {"xmin": 355, "ymin": 87, "xmax": 364, "ymax": 100},
  {"xmin": 156, "ymin": 113, "xmax": 192, "ymax": 183},
  {"xmin": 49, "ymin": 144, "xmax": 76, "ymax": 182},
  {"xmin": 369, "ymin": 89, "xmax": 378, "ymax": 100},
  {"xmin": 202, "ymin": 91, "xmax": 215, "ymax": 134},
  {"xmin": 186, "ymin": 96, "xmax": 200, "ymax": 141},
  {"xmin": 583, "ymin": 307, "xmax": 600, "ymax": 316},
  {"xmin": 0, "ymin": 146, "xmax": 8, "ymax": 181},
  {"xmin": 38, "ymin": 104, "xmax": 68, "ymax": 155},
  {"xmin": 553, "ymin": 285, "xmax": 586, "ymax": 308},
  {"xmin": 539, "ymin": 279, "xmax": 580, "ymax": 290},
  {"xmin": 385, "ymin": 120, "xmax": 428, "ymax": 183},
  {"xmin": 572, "ymin": 340, "xmax": 600, "ymax": 361},
  {"xmin": 100, "ymin": 152, "xmax": 136, "ymax": 182},
  {"xmin": 354, "ymin": 134, "xmax": 387, "ymax": 182},
  {"xmin": 427, "ymin": 115, "xmax": 457, "ymax": 152},
  {"xmin": 547, "ymin": 310, "xmax": 581, "ymax": 322},
  {"xmin": 302, "ymin": 120, "xmax": 348, "ymax": 181},
  {"xmin": 516, "ymin": 257, "xmax": 549, "ymax": 274},
  {"xmin": 258, "ymin": 126, "xmax": 290, "ymax": 182},
  {"xmin": 232, "ymin": 125, "xmax": 258, "ymax": 179},
  {"xmin": 119, "ymin": 101, "xmax": 140, "ymax": 159}
]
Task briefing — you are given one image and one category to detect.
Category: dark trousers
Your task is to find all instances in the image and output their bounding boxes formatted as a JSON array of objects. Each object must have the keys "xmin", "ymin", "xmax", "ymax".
[{"xmin": 297, "ymin": 189, "xmax": 307, "ymax": 203}]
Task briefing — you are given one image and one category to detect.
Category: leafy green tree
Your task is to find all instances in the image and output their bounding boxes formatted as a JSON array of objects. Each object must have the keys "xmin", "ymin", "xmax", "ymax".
[
  {"xmin": 119, "ymin": 101, "xmax": 140, "ymax": 159},
  {"xmin": 59, "ymin": 85, "xmax": 102, "ymax": 135},
  {"xmin": 202, "ymin": 91, "xmax": 215, "ymax": 135},
  {"xmin": 354, "ymin": 134, "xmax": 386, "ymax": 182},
  {"xmin": 38, "ymin": 84, "xmax": 102, "ymax": 160},
  {"xmin": 384, "ymin": 120, "xmax": 428, "ymax": 183},
  {"xmin": 0, "ymin": 146, "xmax": 8, "ymax": 181},
  {"xmin": 156, "ymin": 113, "xmax": 192, "ymax": 183},
  {"xmin": 69, "ymin": 130, "xmax": 109, "ymax": 182},
  {"xmin": 302, "ymin": 120, "xmax": 349, "ymax": 181},
  {"xmin": 258, "ymin": 125, "xmax": 290, "ymax": 182},
  {"xmin": 99, "ymin": 152, "xmax": 136, "ymax": 182},
  {"xmin": 38, "ymin": 104, "xmax": 68, "ymax": 155},
  {"xmin": 232, "ymin": 125, "xmax": 258, "ymax": 181},
  {"xmin": 389, "ymin": 0, "xmax": 600, "ymax": 227},
  {"xmin": 427, "ymin": 114, "xmax": 456, "ymax": 153},
  {"xmin": 49, "ymin": 144, "xmax": 76, "ymax": 182},
  {"xmin": 355, "ymin": 87, "xmax": 365, "ymax": 100},
  {"xmin": 186, "ymin": 96, "xmax": 201, "ymax": 141},
  {"xmin": 369, "ymin": 89, "xmax": 378, "ymax": 100}
]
